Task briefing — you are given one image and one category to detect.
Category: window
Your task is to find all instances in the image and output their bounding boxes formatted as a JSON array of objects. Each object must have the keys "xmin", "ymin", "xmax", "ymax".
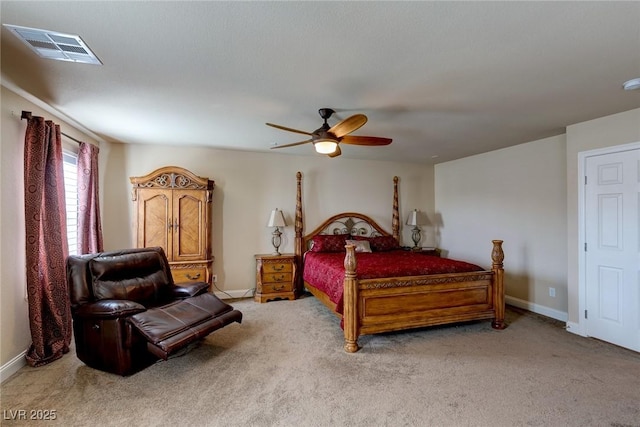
[{"xmin": 63, "ymin": 150, "xmax": 78, "ymax": 256}]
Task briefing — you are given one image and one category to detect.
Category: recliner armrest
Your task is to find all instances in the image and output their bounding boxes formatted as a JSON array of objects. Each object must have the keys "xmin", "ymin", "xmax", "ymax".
[
  {"xmin": 74, "ymin": 300, "xmax": 146, "ymax": 319},
  {"xmin": 172, "ymin": 282, "xmax": 209, "ymax": 298}
]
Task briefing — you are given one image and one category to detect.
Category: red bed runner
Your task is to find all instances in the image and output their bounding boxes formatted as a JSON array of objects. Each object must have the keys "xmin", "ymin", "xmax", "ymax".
[{"xmin": 303, "ymin": 250, "xmax": 484, "ymax": 313}]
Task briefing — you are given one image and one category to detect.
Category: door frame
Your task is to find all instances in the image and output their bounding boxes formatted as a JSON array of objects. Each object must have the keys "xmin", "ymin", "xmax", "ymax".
[{"xmin": 574, "ymin": 140, "xmax": 640, "ymax": 337}]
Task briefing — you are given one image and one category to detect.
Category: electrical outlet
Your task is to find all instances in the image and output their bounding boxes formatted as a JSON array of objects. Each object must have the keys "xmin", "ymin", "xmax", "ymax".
[
  {"xmin": 212, "ymin": 274, "xmax": 218, "ymax": 283},
  {"xmin": 549, "ymin": 287, "xmax": 556, "ymax": 298}
]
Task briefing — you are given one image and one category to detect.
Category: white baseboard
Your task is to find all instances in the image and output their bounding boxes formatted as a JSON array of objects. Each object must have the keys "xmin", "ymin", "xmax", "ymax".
[
  {"xmin": 565, "ymin": 321, "xmax": 586, "ymax": 337},
  {"xmin": 1, "ymin": 349, "xmax": 27, "ymax": 384},
  {"xmin": 213, "ymin": 288, "xmax": 254, "ymax": 300},
  {"xmin": 505, "ymin": 295, "xmax": 568, "ymax": 322}
]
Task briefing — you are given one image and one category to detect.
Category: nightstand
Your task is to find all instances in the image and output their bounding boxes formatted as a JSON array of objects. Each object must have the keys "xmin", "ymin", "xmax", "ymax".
[
  {"xmin": 404, "ymin": 247, "xmax": 441, "ymax": 257},
  {"xmin": 419, "ymin": 248, "xmax": 441, "ymax": 257},
  {"xmin": 254, "ymin": 253, "xmax": 297, "ymax": 303}
]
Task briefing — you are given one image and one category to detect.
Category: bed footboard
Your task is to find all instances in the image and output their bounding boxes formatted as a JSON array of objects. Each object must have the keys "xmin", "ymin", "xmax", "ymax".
[{"xmin": 342, "ymin": 240, "xmax": 505, "ymax": 353}]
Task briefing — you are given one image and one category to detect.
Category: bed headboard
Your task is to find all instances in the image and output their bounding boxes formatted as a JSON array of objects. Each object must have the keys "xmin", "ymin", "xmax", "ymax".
[
  {"xmin": 301, "ymin": 212, "xmax": 391, "ymax": 252},
  {"xmin": 294, "ymin": 172, "xmax": 400, "ymax": 259}
]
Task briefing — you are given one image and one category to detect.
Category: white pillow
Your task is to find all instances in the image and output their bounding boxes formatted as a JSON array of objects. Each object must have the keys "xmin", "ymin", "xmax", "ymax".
[{"xmin": 345, "ymin": 239, "xmax": 372, "ymax": 253}]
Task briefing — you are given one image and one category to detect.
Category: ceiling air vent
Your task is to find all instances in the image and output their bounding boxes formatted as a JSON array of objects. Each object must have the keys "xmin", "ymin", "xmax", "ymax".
[{"xmin": 3, "ymin": 24, "xmax": 102, "ymax": 65}]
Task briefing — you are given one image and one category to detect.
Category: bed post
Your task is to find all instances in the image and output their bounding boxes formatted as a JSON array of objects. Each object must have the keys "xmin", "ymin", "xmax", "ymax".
[
  {"xmin": 491, "ymin": 240, "xmax": 507, "ymax": 329},
  {"xmin": 392, "ymin": 176, "xmax": 400, "ymax": 241},
  {"xmin": 295, "ymin": 172, "xmax": 304, "ymax": 294},
  {"xmin": 343, "ymin": 244, "xmax": 359, "ymax": 353}
]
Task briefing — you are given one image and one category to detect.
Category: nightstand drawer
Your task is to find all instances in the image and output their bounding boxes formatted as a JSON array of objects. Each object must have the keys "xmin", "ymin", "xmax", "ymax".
[
  {"xmin": 263, "ymin": 262, "xmax": 293, "ymax": 274},
  {"xmin": 261, "ymin": 272, "xmax": 292, "ymax": 284},
  {"xmin": 261, "ymin": 282, "xmax": 293, "ymax": 294}
]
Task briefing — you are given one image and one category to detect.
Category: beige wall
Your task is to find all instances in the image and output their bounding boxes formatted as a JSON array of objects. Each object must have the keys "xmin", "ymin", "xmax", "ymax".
[
  {"xmin": 106, "ymin": 144, "xmax": 435, "ymax": 295},
  {"xmin": 1, "ymin": 87, "xmax": 435, "ymax": 371},
  {"xmin": 565, "ymin": 108, "xmax": 640, "ymax": 324},
  {"xmin": 434, "ymin": 135, "xmax": 569, "ymax": 319},
  {"xmin": 435, "ymin": 107, "xmax": 640, "ymax": 324},
  {"xmin": 0, "ymin": 88, "xmax": 30, "ymax": 373},
  {"xmin": 0, "ymin": 86, "xmax": 102, "ymax": 373}
]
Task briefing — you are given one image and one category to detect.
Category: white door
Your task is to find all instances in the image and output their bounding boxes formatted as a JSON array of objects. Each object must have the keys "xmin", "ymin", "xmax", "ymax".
[{"xmin": 584, "ymin": 147, "xmax": 639, "ymax": 351}]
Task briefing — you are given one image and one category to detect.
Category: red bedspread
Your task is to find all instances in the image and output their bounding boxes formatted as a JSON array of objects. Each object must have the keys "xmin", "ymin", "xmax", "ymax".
[{"xmin": 303, "ymin": 250, "xmax": 484, "ymax": 313}]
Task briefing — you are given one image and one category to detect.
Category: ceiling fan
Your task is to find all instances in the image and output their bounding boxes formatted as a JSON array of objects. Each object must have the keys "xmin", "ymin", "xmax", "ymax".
[{"xmin": 266, "ymin": 108, "xmax": 392, "ymax": 157}]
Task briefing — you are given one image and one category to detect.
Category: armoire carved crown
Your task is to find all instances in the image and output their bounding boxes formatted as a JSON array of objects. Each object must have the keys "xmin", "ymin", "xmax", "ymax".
[{"xmin": 131, "ymin": 166, "xmax": 213, "ymax": 201}]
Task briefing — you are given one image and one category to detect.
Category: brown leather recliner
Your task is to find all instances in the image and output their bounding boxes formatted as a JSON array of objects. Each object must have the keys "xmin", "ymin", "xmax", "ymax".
[{"xmin": 66, "ymin": 247, "xmax": 242, "ymax": 376}]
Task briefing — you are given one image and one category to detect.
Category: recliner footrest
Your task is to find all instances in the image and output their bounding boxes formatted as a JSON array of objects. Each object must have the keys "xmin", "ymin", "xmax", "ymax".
[{"xmin": 128, "ymin": 293, "xmax": 242, "ymax": 360}]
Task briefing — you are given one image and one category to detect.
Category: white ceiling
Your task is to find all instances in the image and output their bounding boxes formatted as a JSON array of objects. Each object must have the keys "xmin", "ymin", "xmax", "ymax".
[{"xmin": 2, "ymin": 1, "xmax": 639, "ymax": 164}]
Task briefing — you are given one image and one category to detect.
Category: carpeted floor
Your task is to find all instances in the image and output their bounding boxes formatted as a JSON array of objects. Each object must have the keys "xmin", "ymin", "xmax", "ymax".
[{"xmin": 1, "ymin": 295, "xmax": 639, "ymax": 426}]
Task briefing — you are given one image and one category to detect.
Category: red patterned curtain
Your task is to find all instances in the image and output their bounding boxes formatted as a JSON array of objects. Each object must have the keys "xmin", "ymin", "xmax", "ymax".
[
  {"xmin": 23, "ymin": 116, "xmax": 72, "ymax": 366},
  {"xmin": 77, "ymin": 142, "xmax": 103, "ymax": 254}
]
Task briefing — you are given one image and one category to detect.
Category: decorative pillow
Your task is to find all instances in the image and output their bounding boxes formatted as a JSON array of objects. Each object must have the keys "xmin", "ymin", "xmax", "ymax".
[
  {"xmin": 310, "ymin": 234, "xmax": 349, "ymax": 252},
  {"xmin": 345, "ymin": 239, "xmax": 372, "ymax": 253},
  {"xmin": 367, "ymin": 235, "xmax": 400, "ymax": 252}
]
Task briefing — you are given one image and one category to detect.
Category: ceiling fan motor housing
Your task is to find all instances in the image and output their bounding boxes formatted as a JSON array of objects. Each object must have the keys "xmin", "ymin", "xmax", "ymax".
[{"xmin": 318, "ymin": 108, "xmax": 335, "ymax": 120}]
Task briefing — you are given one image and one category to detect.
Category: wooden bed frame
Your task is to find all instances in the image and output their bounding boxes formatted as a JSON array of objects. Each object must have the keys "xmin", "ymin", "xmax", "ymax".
[{"xmin": 293, "ymin": 172, "xmax": 506, "ymax": 352}]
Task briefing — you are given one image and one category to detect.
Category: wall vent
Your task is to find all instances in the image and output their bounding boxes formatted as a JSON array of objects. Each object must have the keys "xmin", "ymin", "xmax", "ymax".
[{"xmin": 3, "ymin": 24, "xmax": 102, "ymax": 65}]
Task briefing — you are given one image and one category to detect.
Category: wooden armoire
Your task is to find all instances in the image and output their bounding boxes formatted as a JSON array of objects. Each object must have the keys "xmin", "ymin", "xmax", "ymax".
[{"xmin": 130, "ymin": 166, "xmax": 214, "ymax": 286}]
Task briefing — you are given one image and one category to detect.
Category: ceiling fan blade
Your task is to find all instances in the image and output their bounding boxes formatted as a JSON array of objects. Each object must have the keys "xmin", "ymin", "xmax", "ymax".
[
  {"xmin": 266, "ymin": 123, "xmax": 312, "ymax": 136},
  {"xmin": 328, "ymin": 114, "xmax": 368, "ymax": 138},
  {"xmin": 341, "ymin": 135, "xmax": 392, "ymax": 146},
  {"xmin": 327, "ymin": 145, "xmax": 342, "ymax": 158},
  {"xmin": 270, "ymin": 139, "xmax": 313, "ymax": 149}
]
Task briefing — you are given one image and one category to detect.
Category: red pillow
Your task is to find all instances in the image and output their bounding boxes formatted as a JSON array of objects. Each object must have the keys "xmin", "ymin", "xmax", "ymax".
[
  {"xmin": 357, "ymin": 235, "xmax": 400, "ymax": 251},
  {"xmin": 310, "ymin": 234, "xmax": 349, "ymax": 252}
]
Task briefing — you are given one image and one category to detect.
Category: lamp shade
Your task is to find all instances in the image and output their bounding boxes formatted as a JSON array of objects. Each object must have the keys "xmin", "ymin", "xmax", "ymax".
[
  {"xmin": 406, "ymin": 209, "xmax": 420, "ymax": 226},
  {"xmin": 267, "ymin": 209, "xmax": 286, "ymax": 227}
]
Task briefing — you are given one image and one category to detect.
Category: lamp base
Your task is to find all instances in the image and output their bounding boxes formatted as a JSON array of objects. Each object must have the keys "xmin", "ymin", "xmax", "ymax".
[
  {"xmin": 411, "ymin": 226, "xmax": 421, "ymax": 251},
  {"xmin": 271, "ymin": 227, "xmax": 282, "ymax": 256}
]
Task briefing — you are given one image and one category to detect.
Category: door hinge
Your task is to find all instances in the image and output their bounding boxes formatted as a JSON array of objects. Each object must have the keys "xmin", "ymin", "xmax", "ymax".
[
  {"xmin": 584, "ymin": 175, "xmax": 587, "ymax": 185},
  {"xmin": 585, "ymin": 309, "xmax": 588, "ymax": 319},
  {"xmin": 584, "ymin": 242, "xmax": 587, "ymax": 252}
]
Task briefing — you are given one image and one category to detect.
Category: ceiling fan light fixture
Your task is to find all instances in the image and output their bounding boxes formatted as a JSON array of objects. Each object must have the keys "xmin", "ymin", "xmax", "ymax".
[
  {"xmin": 622, "ymin": 78, "xmax": 640, "ymax": 91},
  {"xmin": 313, "ymin": 139, "xmax": 338, "ymax": 154}
]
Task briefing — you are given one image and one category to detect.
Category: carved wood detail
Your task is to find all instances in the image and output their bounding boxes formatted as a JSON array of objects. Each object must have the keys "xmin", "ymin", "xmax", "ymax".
[
  {"xmin": 169, "ymin": 263, "xmax": 210, "ymax": 269},
  {"xmin": 295, "ymin": 171, "xmax": 304, "ymax": 293},
  {"xmin": 358, "ymin": 272, "xmax": 494, "ymax": 290},
  {"xmin": 343, "ymin": 244, "xmax": 359, "ymax": 353},
  {"xmin": 392, "ymin": 176, "xmax": 399, "ymax": 241}
]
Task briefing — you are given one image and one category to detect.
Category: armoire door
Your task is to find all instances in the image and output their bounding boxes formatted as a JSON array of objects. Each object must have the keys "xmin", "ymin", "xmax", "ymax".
[
  {"xmin": 136, "ymin": 188, "xmax": 171, "ymax": 253},
  {"xmin": 172, "ymin": 189, "xmax": 208, "ymax": 261}
]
